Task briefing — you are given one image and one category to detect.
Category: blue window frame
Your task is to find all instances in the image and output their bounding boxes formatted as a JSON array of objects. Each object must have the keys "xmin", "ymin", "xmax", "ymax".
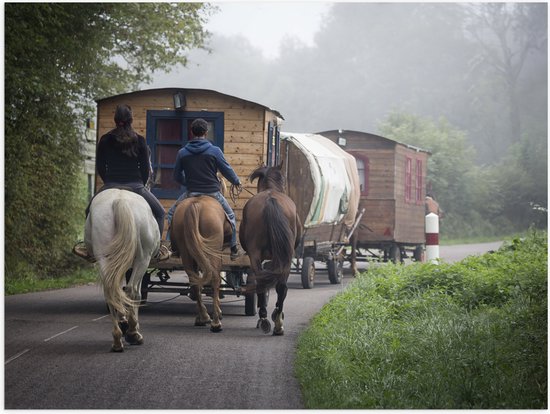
[
  {"xmin": 145, "ymin": 110, "xmax": 224, "ymax": 199},
  {"xmin": 266, "ymin": 122, "xmax": 281, "ymax": 167}
]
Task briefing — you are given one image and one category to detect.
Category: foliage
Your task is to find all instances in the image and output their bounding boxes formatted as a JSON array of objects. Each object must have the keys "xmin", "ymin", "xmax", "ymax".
[
  {"xmin": 464, "ymin": 3, "xmax": 547, "ymax": 159},
  {"xmin": 5, "ymin": 3, "xmax": 212, "ymax": 281},
  {"xmin": 378, "ymin": 113, "xmax": 476, "ymax": 214},
  {"xmin": 296, "ymin": 230, "xmax": 547, "ymax": 408},
  {"xmin": 5, "ymin": 268, "xmax": 98, "ymax": 296},
  {"xmin": 378, "ymin": 112, "xmax": 547, "ymax": 238}
]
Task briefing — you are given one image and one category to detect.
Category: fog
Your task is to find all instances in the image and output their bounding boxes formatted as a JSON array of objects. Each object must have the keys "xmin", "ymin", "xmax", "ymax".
[{"xmin": 146, "ymin": 3, "xmax": 547, "ymax": 166}]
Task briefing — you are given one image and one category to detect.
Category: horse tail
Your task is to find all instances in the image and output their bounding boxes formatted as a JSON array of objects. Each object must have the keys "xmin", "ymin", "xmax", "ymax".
[
  {"xmin": 101, "ymin": 198, "xmax": 137, "ymax": 313},
  {"xmin": 257, "ymin": 196, "xmax": 294, "ymax": 291},
  {"xmin": 182, "ymin": 201, "xmax": 220, "ymax": 287}
]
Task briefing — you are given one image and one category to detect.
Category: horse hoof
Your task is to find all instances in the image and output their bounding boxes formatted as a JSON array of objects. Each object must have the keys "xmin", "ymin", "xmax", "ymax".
[
  {"xmin": 258, "ymin": 318, "xmax": 271, "ymax": 334},
  {"xmin": 195, "ymin": 317, "xmax": 211, "ymax": 327},
  {"xmin": 125, "ymin": 333, "xmax": 144, "ymax": 345},
  {"xmin": 273, "ymin": 328, "xmax": 284, "ymax": 336},
  {"xmin": 210, "ymin": 325, "xmax": 223, "ymax": 333},
  {"xmin": 111, "ymin": 346, "xmax": 124, "ymax": 353}
]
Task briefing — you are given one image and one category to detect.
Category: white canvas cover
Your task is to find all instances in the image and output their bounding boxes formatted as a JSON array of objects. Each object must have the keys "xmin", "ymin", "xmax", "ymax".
[{"xmin": 281, "ymin": 133, "xmax": 360, "ymax": 228}]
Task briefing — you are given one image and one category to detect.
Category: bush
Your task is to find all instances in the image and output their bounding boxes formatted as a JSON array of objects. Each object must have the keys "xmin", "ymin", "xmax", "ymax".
[{"xmin": 296, "ymin": 230, "xmax": 547, "ymax": 408}]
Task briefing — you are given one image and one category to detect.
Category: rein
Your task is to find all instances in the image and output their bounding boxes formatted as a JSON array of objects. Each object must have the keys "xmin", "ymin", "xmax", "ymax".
[{"xmin": 229, "ymin": 184, "xmax": 256, "ymax": 204}]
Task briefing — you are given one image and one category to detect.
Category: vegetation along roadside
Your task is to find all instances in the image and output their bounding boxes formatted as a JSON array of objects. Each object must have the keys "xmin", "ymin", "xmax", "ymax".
[{"xmin": 295, "ymin": 230, "xmax": 547, "ymax": 409}]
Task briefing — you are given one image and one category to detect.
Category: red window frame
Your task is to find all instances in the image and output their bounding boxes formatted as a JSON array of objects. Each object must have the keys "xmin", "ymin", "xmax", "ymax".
[
  {"xmin": 415, "ymin": 159, "xmax": 423, "ymax": 204},
  {"xmin": 405, "ymin": 157, "xmax": 412, "ymax": 203}
]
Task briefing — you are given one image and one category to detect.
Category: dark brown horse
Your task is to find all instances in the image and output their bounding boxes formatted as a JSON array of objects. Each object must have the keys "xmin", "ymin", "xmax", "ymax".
[
  {"xmin": 170, "ymin": 195, "xmax": 232, "ymax": 332},
  {"xmin": 239, "ymin": 165, "xmax": 302, "ymax": 335}
]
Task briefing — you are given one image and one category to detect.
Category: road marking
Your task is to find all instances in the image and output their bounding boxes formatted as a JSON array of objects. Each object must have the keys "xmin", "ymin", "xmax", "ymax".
[
  {"xmin": 43, "ymin": 326, "xmax": 79, "ymax": 342},
  {"xmin": 92, "ymin": 315, "xmax": 109, "ymax": 321},
  {"xmin": 5, "ymin": 349, "xmax": 31, "ymax": 365}
]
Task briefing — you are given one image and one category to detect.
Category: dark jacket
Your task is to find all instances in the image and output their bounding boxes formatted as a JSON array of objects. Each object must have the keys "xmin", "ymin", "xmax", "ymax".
[
  {"xmin": 173, "ymin": 139, "xmax": 240, "ymax": 193},
  {"xmin": 96, "ymin": 131, "xmax": 150, "ymax": 185}
]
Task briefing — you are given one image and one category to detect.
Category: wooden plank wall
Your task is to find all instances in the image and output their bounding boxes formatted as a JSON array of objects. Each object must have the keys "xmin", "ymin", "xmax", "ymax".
[
  {"xmin": 96, "ymin": 89, "xmax": 279, "ymax": 238},
  {"xmin": 319, "ymin": 130, "xmax": 429, "ymax": 245},
  {"xmin": 393, "ymin": 145, "xmax": 427, "ymax": 244}
]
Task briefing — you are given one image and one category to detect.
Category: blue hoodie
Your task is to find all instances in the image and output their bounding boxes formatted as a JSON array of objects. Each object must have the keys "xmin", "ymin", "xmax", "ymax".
[{"xmin": 173, "ymin": 139, "xmax": 240, "ymax": 193}]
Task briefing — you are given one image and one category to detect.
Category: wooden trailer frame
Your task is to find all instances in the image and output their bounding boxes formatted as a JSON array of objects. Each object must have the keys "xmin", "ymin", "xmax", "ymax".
[
  {"xmin": 94, "ymin": 88, "xmax": 284, "ymax": 314},
  {"xmin": 318, "ymin": 130, "xmax": 431, "ymax": 265},
  {"xmin": 280, "ymin": 133, "xmax": 362, "ymax": 289}
]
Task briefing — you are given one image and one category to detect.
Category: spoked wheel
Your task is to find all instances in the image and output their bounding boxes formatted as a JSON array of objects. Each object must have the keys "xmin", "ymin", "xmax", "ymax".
[
  {"xmin": 413, "ymin": 245, "xmax": 424, "ymax": 262},
  {"xmin": 140, "ymin": 272, "xmax": 151, "ymax": 303},
  {"xmin": 301, "ymin": 257, "xmax": 315, "ymax": 289},
  {"xmin": 327, "ymin": 257, "xmax": 344, "ymax": 284},
  {"xmin": 389, "ymin": 244, "xmax": 401, "ymax": 264}
]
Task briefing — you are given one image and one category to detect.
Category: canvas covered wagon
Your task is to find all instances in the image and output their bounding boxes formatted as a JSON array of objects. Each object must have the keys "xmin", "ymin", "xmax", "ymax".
[
  {"xmin": 318, "ymin": 129, "xmax": 431, "ymax": 269},
  {"xmin": 280, "ymin": 133, "xmax": 362, "ymax": 288},
  {"xmin": 94, "ymin": 87, "xmax": 284, "ymax": 314}
]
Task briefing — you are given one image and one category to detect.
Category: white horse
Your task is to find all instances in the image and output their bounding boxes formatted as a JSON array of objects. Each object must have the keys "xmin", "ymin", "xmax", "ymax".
[{"xmin": 84, "ymin": 189, "xmax": 160, "ymax": 352}]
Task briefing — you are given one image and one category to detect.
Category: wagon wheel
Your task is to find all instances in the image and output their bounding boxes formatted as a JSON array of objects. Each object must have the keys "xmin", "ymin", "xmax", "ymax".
[
  {"xmin": 413, "ymin": 245, "xmax": 424, "ymax": 262},
  {"xmin": 301, "ymin": 257, "xmax": 315, "ymax": 289},
  {"xmin": 327, "ymin": 257, "xmax": 343, "ymax": 284},
  {"xmin": 140, "ymin": 271, "xmax": 152, "ymax": 304},
  {"xmin": 389, "ymin": 244, "xmax": 401, "ymax": 264}
]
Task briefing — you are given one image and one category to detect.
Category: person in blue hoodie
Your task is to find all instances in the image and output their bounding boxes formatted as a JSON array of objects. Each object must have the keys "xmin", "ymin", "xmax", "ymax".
[{"xmin": 168, "ymin": 118, "xmax": 244, "ymax": 260}]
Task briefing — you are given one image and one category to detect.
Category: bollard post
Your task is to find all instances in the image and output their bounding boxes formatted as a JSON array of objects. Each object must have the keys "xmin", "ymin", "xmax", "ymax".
[{"xmin": 425, "ymin": 213, "xmax": 439, "ymax": 263}]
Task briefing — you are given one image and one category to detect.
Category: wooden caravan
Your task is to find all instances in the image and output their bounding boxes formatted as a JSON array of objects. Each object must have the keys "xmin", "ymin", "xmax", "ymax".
[
  {"xmin": 94, "ymin": 88, "xmax": 283, "ymax": 314},
  {"xmin": 280, "ymin": 132, "xmax": 361, "ymax": 288},
  {"xmin": 95, "ymin": 87, "xmax": 284, "ymax": 239},
  {"xmin": 318, "ymin": 130, "xmax": 430, "ymax": 263}
]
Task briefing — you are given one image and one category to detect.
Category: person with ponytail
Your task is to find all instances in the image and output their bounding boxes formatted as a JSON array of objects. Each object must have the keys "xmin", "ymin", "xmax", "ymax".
[{"xmin": 73, "ymin": 104, "xmax": 170, "ymax": 262}]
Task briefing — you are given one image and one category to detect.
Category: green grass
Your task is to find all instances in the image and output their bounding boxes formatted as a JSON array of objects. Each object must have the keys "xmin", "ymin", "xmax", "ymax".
[
  {"xmin": 296, "ymin": 230, "xmax": 547, "ymax": 409},
  {"xmin": 5, "ymin": 268, "xmax": 98, "ymax": 295}
]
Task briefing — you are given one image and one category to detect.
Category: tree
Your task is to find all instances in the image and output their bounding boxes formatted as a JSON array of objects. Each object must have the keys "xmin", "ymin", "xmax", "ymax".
[
  {"xmin": 5, "ymin": 3, "xmax": 212, "ymax": 280},
  {"xmin": 378, "ymin": 112, "xmax": 495, "ymax": 238},
  {"xmin": 465, "ymin": 3, "xmax": 547, "ymax": 152}
]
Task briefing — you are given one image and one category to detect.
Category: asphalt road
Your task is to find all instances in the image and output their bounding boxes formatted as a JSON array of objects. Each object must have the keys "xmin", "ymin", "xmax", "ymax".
[{"xmin": 4, "ymin": 242, "xmax": 501, "ymax": 409}]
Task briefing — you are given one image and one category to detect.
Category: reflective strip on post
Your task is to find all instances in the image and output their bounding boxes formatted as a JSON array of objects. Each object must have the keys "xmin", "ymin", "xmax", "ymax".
[{"xmin": 425, "ymin": 213, "xmax": 439, "ymax": 263}]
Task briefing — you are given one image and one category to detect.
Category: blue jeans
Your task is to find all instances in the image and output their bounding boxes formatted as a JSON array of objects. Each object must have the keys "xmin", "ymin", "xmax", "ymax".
[{"xmin": 167, "ymin": 191, "xmax": 237, "ymax": 247}]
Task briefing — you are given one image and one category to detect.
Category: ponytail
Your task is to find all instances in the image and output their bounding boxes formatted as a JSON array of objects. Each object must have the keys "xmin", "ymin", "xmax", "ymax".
[{"xmin": 113, "ymin": 105, "xmax": 139, "ymax": 157}]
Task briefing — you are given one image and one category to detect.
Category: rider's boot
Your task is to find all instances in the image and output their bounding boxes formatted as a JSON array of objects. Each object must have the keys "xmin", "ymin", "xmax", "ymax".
[
  {"xmin": 230, "ymin": 244, "xmax": 246, "ymax": 261},
  {"xmin": 153, "ymin": 240, "xmax": 171, "ymax": 262},
  {"xmin": 72, "ymin": 242, "xmax": 96, "ymax": 263}
]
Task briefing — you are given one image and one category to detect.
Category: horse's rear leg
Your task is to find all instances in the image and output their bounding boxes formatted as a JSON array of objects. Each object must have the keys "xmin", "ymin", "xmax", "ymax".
[
  {"xmin": 250, "ymin": 258, "xmax": 271, "ymax": 334},
  {"xmin": 124, "ymin": 264, "xmax": 148, "ymax": 346},
  {"xmin": 257, "ymin": 291, "xmax": 271, "ymax": 334},
  {"xmin": 210, "ymin": 274, "xmax": 223, "ymax": 333},
  {"xmin": 106, "ymin": 303, "xmax": 125, "ymax": 352},
  {"xmin": 192, "ymin": 285, "xmax": 212, "ymax": 326},
  {"xmin": 271, "ymin": 279, "xmax": 288, "ymax": 336}
]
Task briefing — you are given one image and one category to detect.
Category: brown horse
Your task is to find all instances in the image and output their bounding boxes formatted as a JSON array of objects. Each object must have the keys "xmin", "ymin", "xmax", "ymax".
[
  {"xmin": 239, "ymin": 165, "xmax": 302, "ymax": 335},
  {"xmin": 170, "ymin": 195, "xmax": 232, "ymax": 332}
]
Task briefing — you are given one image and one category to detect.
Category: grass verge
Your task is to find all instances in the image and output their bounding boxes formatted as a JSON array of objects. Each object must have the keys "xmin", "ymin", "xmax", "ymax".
[
  {"xmin": 5, "ymin": 268, "xmax": 98, "ymax": 295},
  {"xmin": 295, "ymin": 230, "xmax": 547, "ymax": 409}
]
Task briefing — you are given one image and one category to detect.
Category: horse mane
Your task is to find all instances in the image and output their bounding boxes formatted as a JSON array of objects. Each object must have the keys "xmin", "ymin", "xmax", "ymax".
[{"xmin": 249, "ymin": 165, "xmax": 286, "ymax": 193}]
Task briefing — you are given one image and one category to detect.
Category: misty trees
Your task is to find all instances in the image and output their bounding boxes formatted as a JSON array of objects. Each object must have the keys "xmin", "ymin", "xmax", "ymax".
[
  {"xmin": 379, "ymin": 113, "xmax": 484, "ymax": 237},
  {"xmin": 284, "ymin": 2, "xmax": 547, "ymax": 235},
  {"xmin": 464, "ymin": 3, "xmax": 548, "ymax": 161},
  {"xmin": 5, "ymin": 3, "xmax": 212, "ymax": 280},
  {"xmin": 379, "ymin": 111, "xmax": 547, "ymax": 237}
]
